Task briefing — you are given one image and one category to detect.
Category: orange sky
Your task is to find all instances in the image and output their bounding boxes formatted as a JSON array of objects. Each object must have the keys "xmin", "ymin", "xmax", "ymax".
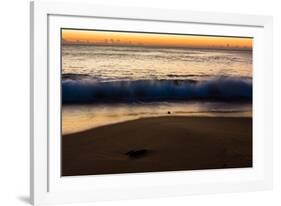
[{"xmin": 62, "ymin": 29, "xmax": 252, "ymax": 50}]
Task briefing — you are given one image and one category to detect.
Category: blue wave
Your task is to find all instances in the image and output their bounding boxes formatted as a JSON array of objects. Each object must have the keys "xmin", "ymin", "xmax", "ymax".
[{"xmin": 62, "ymin": 77, "xmax": 252, "ymax": 104}]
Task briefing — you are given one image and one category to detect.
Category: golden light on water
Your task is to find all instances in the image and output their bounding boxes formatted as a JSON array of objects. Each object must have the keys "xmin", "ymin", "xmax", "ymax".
[{"xmin": 62, "ymin": 29, "xmax": 252, "ymax": 50}]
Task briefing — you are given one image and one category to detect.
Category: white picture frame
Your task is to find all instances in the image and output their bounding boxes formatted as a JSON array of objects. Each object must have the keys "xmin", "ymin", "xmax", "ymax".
[{"xmin": 30, "ymin": 0, "xmax": 273, "ymax": 205}]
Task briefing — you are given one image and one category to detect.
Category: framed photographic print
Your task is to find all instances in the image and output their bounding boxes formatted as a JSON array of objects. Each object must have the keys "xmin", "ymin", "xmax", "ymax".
[{"xmin": 30, "ymin": 0, "xmax": 273, "ymax": 205}]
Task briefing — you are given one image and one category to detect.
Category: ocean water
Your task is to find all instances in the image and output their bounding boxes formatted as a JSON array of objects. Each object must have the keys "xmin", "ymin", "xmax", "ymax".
[{"xmin": 62, "ymin": 45, "xmax": 252, "ymax": 134}]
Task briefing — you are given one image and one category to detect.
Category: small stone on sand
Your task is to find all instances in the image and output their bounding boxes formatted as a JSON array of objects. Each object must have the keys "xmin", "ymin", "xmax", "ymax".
[{"xmin": 125, "ymin": 149, "xmax": 149, "ymax": 159}]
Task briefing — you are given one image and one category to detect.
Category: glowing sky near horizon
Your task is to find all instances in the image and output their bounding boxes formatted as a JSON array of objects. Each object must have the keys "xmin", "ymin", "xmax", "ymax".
[{"xmin": 62, "ymin": 29, "xmax": 252, "ymax": 50}]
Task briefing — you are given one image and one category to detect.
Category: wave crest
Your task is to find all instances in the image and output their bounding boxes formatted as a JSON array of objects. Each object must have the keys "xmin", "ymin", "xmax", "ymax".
[{"xmin": 62, "ymin": 77, "xmax": 252, "ymax": 104}]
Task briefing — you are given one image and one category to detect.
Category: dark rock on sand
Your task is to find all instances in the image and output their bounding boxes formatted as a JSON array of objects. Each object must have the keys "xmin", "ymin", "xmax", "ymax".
[{"xmin": 125, "ymin": 149, "xmax": 149, "ymax": 159}]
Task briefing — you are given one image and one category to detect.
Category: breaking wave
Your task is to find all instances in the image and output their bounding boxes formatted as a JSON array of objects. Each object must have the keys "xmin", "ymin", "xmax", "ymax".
[{"xmin": 62, "ymin": 77, "xmax": 252, "ymax": 104}]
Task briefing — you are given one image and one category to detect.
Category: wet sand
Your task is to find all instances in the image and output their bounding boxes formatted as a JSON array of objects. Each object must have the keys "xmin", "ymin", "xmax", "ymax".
[{"xmin": 62, "ymin": 116, "xmax": 252, "ymax": 176}]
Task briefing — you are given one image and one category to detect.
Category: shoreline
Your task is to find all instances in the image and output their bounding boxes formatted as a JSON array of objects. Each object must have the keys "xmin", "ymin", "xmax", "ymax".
[
  {"xmin": 62, "ymin": 113, "xmax": 252, "ymax": 135},
  {"xmin": 62, "ymin": 116, "xmax": 252, "ymax": 176},
  {"xmin": 62, "ymin": 101, "xmax": 252, "ymax": 135}
]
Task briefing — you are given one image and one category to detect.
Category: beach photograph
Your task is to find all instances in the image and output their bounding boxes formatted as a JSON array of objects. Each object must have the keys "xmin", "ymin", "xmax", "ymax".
[{"xmin": 61, "ymin": 29, "xmax": 252, "ymax": 176}]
